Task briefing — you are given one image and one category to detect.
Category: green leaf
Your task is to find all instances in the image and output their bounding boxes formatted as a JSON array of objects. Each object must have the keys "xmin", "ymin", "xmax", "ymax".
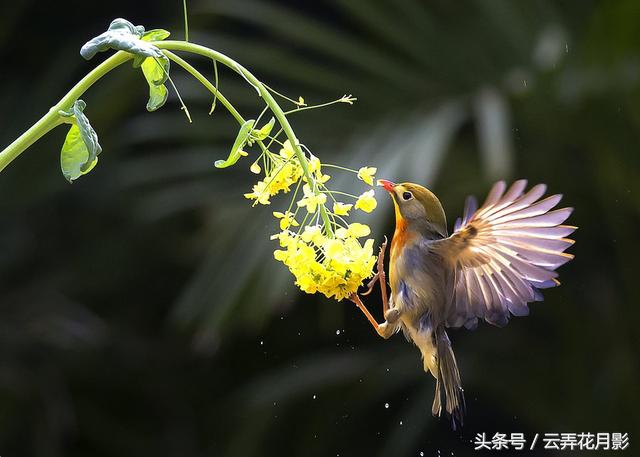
[
  {"xmin": 142, "ymin": 55, "xmax": 169, "ymax": 86},
  {"xmin": 141, "ymin": 29, "xmax": 170, "ymax": 42},
  {"xmin": 80, "ymin": 18, "xmax": 163, "ymax": 62},
  {"xmin": 252, "ymin": 117, "xmax": 275, "ymax": 141},
  {"xmin": 141, "ymin": 55, "xmax": 170, "ymax": 111},
  {"xmin": 82, "ymin": 20, "xmax": 171, "ymax": 111},
  {"xmin": 214, "ymin": 120, "xmax": 255, "ymax": 168},
  {"xmin": 60, "ymin": 124, "xmax": 99, "ymax": 183},
  {"xmin": 59, "ymin": 100, "xmax": 102, "ymax": 183}
]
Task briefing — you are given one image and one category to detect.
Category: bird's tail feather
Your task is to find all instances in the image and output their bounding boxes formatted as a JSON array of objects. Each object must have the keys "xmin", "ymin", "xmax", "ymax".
[{"xmin": 432, "ymin": 328, "xmax": 466, "ymax": 430}]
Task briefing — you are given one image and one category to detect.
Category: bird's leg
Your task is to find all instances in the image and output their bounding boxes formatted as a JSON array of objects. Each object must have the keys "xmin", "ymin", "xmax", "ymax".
[
  {"xmin": 350, "ymin": 238, "xmax": 398, "ymax": 339},
  {"xmin": 349, "ymin": 293, "xmax": 380, "ymax": 330},
  {"xmin": 361, "ymin": 237, "xmax": 389, "ymax": 314},
  {"xmin": 349, "ymin": 293, "xmax": 395, "ymax": 339},
  {"xmin": 349, "ymin": 293, "xmax": 398, "ymax": 340},
  {"xmin": 377, "ymin": 237, "xmax": 389, "ymax": 315},
  {"xmin": 373, "ymin": 238, "xmax": 401, "ymax": 324}
]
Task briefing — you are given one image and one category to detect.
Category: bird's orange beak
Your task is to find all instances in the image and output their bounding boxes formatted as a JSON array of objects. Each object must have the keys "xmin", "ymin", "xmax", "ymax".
[{"xmin": 377, "ymin": 179, "xmax": 396, "ymax": 193}]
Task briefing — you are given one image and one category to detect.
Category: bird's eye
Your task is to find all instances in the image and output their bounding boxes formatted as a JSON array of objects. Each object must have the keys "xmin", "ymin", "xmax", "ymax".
[{"xmin": 402, "ymin": 191, "xmax": 413, "ymax": 201}]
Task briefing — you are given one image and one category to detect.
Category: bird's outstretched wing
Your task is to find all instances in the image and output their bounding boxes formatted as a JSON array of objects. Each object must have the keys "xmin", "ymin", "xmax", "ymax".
[{"xmin": 431, "ymin": 180, "xmax": 576, "ymax": 329}]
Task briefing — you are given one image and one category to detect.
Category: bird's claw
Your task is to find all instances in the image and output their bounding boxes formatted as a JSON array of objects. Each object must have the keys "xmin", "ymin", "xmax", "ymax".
[
  {"xmin": 361, "ymin": 272, "xmax": 379, "ymax": 296},
  {"xmin": 376, "ymin": 321, "xmax": 395, "ymax": 339},
  {"xmin": 384, "ymin": 308, "xmax": 400, "ymax": 323},
  {"xmin": 362, "ymin": 237, "xmax": 388, "ymax": 296}
]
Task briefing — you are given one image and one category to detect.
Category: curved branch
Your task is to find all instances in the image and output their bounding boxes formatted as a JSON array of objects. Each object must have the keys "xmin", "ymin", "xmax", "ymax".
[
  {"xmin": 163, "ymin": 50, "xmax": 244, "ymax": 125},
  {"xmin": 0, "ymin": 51, "xmax": 132, "ymax": 172},
  {"xmin": 156, "ymin": 40, "xmax": 333, "ymax": 232}
]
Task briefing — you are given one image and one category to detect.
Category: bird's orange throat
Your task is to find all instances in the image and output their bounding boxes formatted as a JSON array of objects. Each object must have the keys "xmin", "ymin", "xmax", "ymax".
[{"xmin": 390, "ymin": 200, "xmax": 409, "ymax": 261}]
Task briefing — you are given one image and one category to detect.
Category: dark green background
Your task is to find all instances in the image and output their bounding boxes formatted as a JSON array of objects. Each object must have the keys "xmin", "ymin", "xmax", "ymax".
[{"xmin": 0, "ymin": 1, "xmax": 638, "ymax": 456}]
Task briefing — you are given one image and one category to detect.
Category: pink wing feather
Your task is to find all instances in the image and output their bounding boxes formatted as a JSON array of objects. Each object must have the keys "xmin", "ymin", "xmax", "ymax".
[{"xmin": 435, "ymin": 180, "xmax": 576, "ymax": 329}]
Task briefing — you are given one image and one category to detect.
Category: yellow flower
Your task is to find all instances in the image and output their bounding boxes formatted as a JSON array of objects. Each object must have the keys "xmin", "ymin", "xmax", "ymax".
[
  {"xmin": 346, "ymin": 222, "xmax": 371, "ymax": 238},
  {"xmin": 357, "ymin": 166, "xmax": 377, "ymax": 186},
  {"xmin": 244, "ymin": 181, "xmax": 271, "ymax": 205},
  {"xmin": 334, "ymin": 227, "xmax": 347, "ymax": 238},
  {"xmin": 308, "ymin": 153, "xmax": 321, "ymax": 174},
  {"xmin": 273, "ymin": 249, "xmax": 288, "ymax": 261},
  {"xmin": 354, "ymin": 189, "xmax": 377, "ymax": 213},
  {"xmin": 244, "ymin": 155, "xmax": 303, "ymax": 205},
  {"xmin": 333, "ymin": 202, "xmax": 353, "ymax": 216},
  {"xmin": 335, "ymin": 222, "xmax": 371, "ymax": 239},
  {"xmin": 273, "ymin": 211, "xmax": 299, "ymax": 230},
  {"xmin": 324, "ymin": 238, "xmax": 345, "ymax": 259},
  {"xmin": 300, "ymin": 225, "xmax": 325, "ymax": 245},
  {"xmin": 268, "ymin": 160, "xmax": 303, "ymax": 194},
  {"xmin": 280, "ymin": 139, "xmax": 295, "ymax": 159},
  {"xmin": 297, "ymin": 184, "xmax": 327, "ymax": 213}
]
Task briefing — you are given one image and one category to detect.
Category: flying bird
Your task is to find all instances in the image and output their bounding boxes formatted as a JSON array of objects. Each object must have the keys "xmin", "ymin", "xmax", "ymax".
[{"xmin": 354, "ymin": 180, "xmax": 576, "ymax": 429}]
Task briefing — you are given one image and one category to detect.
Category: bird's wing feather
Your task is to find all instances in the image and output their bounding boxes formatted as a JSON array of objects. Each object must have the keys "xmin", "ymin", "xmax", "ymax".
[{"xmin": 430, "ymin": 180, "xmax": 576, "ymax": 329}]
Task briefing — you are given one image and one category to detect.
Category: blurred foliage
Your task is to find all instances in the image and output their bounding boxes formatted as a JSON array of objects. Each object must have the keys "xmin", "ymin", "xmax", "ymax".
[{"xmin": 0, "ymin": 0, "xmax": 638, "ymax": 456}]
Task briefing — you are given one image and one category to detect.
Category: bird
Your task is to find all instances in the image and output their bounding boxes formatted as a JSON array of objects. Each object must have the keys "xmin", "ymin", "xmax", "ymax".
[{"xmin": 367, "ymin": 179, "xmax": 576, "ymax": 429}]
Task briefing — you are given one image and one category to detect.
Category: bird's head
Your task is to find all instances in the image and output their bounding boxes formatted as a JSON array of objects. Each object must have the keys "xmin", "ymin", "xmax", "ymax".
[{"xmin": 377, "ymin": 179, "xmax": 448, "ymax": 238}]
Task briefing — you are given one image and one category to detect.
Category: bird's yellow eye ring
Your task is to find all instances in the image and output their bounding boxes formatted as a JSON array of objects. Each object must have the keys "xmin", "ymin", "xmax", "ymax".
[{"xmin": 402, "ymin": 191, "xmax": 413, "ymax": 201}]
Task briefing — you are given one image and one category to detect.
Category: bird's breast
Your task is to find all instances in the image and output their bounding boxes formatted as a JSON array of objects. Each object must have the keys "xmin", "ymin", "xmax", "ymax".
[
  {"xmin": 389, "ymin": 239, "xmax": 449, "ymax": 324},
  {"xmin": 389, "ymin": 219, "xmax": 414, "ymax": 286}
]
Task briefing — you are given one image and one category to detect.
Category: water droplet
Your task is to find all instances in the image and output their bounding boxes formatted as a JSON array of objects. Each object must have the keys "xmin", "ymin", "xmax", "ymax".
[
  {"xmin": 384, "ymin": 403, "xmax": 389, "ymax": 409},
  {"xmin": 313, "ymin": 395, "xmax": 317, "ymax": 400},
  {"xmin": 336, "ymin": 329, "xmax": 341, "ymax": 335},
  {"xmin": 420, "ymin": 452, "xmax": 424, "ymax": 457},
  {"xmin": 260, "ymin": 340, "xmax": 264, "ymax": 345},
  {"xmin": 399, "ymin": 420, "xmax": 403, "ymax": 425}
]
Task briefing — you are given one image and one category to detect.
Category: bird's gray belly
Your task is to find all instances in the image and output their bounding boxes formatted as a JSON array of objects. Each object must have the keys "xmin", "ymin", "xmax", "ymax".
[
  {"xmin": 392, "ymin": 244, "xmax": 452, "ymax": 327},
  {"xmin": 394, "ymin": 278, "xmax": 439, "ymax": 313}
]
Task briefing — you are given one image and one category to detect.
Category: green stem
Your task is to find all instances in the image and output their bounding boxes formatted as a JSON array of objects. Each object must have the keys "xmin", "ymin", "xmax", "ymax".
[
  {"xmin": 0, "ymin": 110, "xmax": 62, "ymax": 173},
  {"xmin": 0, "ymin": 51, "xmax": 132, "ymax": 172},
  {"xmin": 324, "ymin": 190, "xmax": 359, "ymax": 199},
  {"xmin": 322, "ymin": 163, "xmax": 359, "ymax": 174},
  {"xmin": 163, "ymin": 51, "xmax": 275, "ymax": 161},
  {"xmin": 156, "ymin": 40, "xmax": 333, "ymax": 233},
  {"xmin": 283, "ymin": 98, "xmax": 348, "ymax": 115},
  {"xmin": 163, "ymin": 50, "xmax": 244, "ymax": 124},
  {"xmin": 0, "ymin": 40, "xmax": 333, "ymax": 234},
  {"xmin": 183, "ymin": 0, "xmax": 189, "ymax": 42}
]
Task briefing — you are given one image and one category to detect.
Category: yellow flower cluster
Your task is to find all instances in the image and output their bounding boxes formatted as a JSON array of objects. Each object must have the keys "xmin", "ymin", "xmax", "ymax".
[
  {"xmin": 240, "ymin": 128, "xmax": 380, "ymax": 300},
  {"xmin": 244, "ymin": 140, "xmax": 303, "ymax": 205},
  {"xmin": 272, "ymin": 225, "xmax": 377, "ymax": 300}
]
